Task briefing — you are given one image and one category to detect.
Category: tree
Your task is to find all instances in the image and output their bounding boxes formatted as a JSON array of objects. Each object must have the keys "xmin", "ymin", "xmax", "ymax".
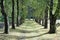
[
  {"xmin": 49, "ymin": 0, "xmax": 56, "ymax": 33},
  {"xmin": 19, "ymin": 0, "xmax": 25, "ymax": 25},
  {"xmin": 1, "ymin": 0, "xmax": 9, "ymax": 34},
  {"xmin": 12, "ymin": 0, "xmax": 15, "ymax": 29},
  {"xmin": 44, "ymin": 6, "xmax": 48, "ymax": 29},
  {"xmin": 16, "ymin": 0, "xmax": 19, "ymax": 26},
  {"xmin": 49, "ymin": 0, "xmax": 60, "ymax": 33}
]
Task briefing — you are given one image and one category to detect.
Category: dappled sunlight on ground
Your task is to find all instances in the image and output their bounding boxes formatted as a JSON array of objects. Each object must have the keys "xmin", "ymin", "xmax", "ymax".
[{"xmin": 0, "ymin": 20, "xmax": 59, "ymax": 40}]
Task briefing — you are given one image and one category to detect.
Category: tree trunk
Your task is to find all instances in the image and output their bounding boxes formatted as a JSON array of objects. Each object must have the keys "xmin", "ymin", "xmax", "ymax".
[
  {"xmin": 49, "ymin": 15, "xmax": 56, "ymax": 33},
  {"xmin": 4, "ymin": 16, "xmax": 9, "ymax": 34},
  {"xmin": 12, "ymin": 0, "xmax": 15, "ymax": 29},
  {"xmin": 16, "ymin": 0, "xmax": 19, "ymax": 26},
  {"xmin": 1, "ymin": 0, "xmax": 9, "ymax": 34},
  {"xmin": 35, "ymin": 18, "xmax": 38, "ymax": 23},
  {"xmin": 44, "ymin": 6, "xmax": 48, "ymax": 29},
  {"xmin": 19, "ymin": 17, "xmax": 23, "ymax": 25},
  {"xmin": 38, "ymin": 19, "xmax": 40, "ymax": 24},
  {"xmin": 42, "ymin": 19, "xmax": 45, "ymax": 26},
  {"xmin": 19, "ymin": 0, "xmax": 24, "ymax": 25},
  {"xmin": 39, "ymin": 19, "xmax": 41, "ymax": 25},
  {"xmin": 49, "ymin": 0, "xmax": 56, "ymax": 33}
]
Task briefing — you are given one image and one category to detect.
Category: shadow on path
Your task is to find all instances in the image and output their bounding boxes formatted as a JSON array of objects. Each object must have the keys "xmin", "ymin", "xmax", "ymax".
[
  {"xmin": 18, "ymin": 32, "xmax": 48, "ymax": 40},
  {"xmin": 19, "ymin": 30, "xmax": 38, "ymax": 33}
]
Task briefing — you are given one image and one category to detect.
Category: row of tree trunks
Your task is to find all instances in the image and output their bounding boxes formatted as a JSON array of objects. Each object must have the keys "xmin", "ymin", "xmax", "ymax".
[
  {"xmin": 33, "ymin": 0, "xmax": 58, "ymax": 34},
  {"xmin": 35, "ymin": 19, "xmax": 45, "ymax": 26},
  {"xmin": 1, "ymin": 0, "xmax": 9, "ymax": 34},
  {"xmin": 0, "ymin": 0, "xmax": 25, "ymax": 34},
  {"xmin": 35, "ymin": 17, "xmax": 46, "ymax": 26},
  {"xmin": 35, "ymin": 18, "xmax": 42, "ymax": 25}
]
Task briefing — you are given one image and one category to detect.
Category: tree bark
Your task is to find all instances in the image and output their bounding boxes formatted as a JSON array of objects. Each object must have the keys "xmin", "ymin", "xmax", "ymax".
[
  {"xmin": 39, "ymin": 19, "xmax": 41, "ymax": 25},
  {"xmin": 1, "ymin": 0, "xmax": 9, "ymax": 34},
  {"xmin": 44, "ymin": 6, "xmax": 48, "ymax": 29},
  {"xmin": 20, "ymin": 17, "xmax": 24, "ymax": 25},
  {"xmin": 49, "ymin": 0, "xmax": 56, "ymax": 33},
  {"xmin": 49, "ymin": 15, "xmax": 56, "ymax": 33},
  {"xmin": 19, "ymin": 0, "xmax": 24, "ymax": 25},
  {"xmin": 35, "ymin": 18, "xmax": 38, "ymax": 23},
  {"xmin": 16, "ymin": 0, "xmax": 19, "ymax": 26},
  {"xmin": 12, "ymin": 0, "xmax": 15, "ymax": 29},
  {"xmin": 42, "ymin": 19, "xmax": 45, "ymax": 26}
]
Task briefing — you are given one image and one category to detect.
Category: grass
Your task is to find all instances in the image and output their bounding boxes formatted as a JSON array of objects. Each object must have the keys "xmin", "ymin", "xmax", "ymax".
[{"xmin": 0, "ymin": 19, "xmax": 59, "ymax": 40}]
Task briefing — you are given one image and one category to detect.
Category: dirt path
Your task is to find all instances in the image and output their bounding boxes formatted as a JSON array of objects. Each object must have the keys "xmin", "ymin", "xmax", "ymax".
[
  {"xmin": 0, "ymin": 20, "xmax": 58, "ymax": 40},
  {"xmin": 17, "ymin": 20, "xmax": 56, "ymax": 40}
]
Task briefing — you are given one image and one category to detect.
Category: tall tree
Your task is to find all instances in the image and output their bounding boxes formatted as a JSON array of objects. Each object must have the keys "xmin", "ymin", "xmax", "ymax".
[
  {"xmin": 48, "ymin": 0, "xmax": 60, "ymax": 33},
  {"xmin": 1, "ymin": 0, "xmax": 9, "ymax": 34},
  {"xmin": 49, "ymin": 0, "xmax": 56, "ymax": 33},
  {"xmin": 19, "ymin": 0, "xmax": 24, "ymax": 25},
  {"xmin": 12, "ymin": 0, "xmax": 15, "ymax": 29},
  {"xmin": 16, "ymin": 0, "xmax": 19, "ymax": 26}
]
